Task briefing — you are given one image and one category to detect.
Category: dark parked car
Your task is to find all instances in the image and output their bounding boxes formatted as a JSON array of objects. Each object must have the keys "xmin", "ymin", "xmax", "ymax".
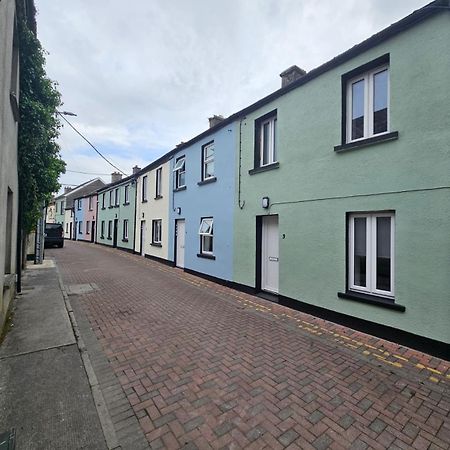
[{"xmin": 44, "ymin": 223, "xmax": 64, "ymax": 248}]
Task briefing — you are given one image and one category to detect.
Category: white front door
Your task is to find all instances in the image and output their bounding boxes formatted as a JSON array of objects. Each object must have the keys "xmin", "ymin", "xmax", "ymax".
[
  {"xmin": 261, "ymin": 215, "xmax": 279, "ymax": 293},
  {"xmin": 176, "ymin": 220, "xmax": 185, "ymax": 268},
  {"xmin": 140, "ymin": 221, "xmax": 145, "ymax": 256}
]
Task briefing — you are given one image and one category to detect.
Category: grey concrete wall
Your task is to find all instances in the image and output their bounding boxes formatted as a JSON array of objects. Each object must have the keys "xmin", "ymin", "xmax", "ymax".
[{"xmin": 0, "ymin": 0, "xmax": 20, "ymax": 332}]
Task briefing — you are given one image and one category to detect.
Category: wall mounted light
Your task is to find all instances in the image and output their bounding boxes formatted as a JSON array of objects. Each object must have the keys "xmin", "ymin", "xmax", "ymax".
[
  {"xmin": 262, "ymin": 197, "xmax": 270, "ymax": 209},
  {"xmin": 176, "ymin": 207, "xmax": 181, "ymax": 215}
]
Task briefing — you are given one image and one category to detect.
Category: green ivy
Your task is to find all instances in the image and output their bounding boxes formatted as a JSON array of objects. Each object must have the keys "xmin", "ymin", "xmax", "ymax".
[{"xmin": 18, "ymin": 19, "xmax": 65, "ymax": 233}]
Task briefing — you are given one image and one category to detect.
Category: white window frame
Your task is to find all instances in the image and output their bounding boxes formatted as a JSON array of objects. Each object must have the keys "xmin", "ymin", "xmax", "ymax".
[
  {"xmin": 202, "ymin": 142, "xmax": 215, "ymax": 180},
  {"xmin": 77, "ymin": 199, "xmax": 82, "ymax": 210},
  {"xmin": 101, "ymin": 221, "xmax": 105, "ymax": 238},
  {"xmin": 78, "ymin": 221, "xmax": 83, "ymax": 234},
  {"xmin": 346, "ymin": 65, "xmax": 390, "ymax": 143},
  {"xmin": 124, "ymin": 185, "xmax": 129, "ymax": 204},
  {"xmin": 115, "ymin": 188, "xmax": 120, "ymax": 206},
  {"xmin": 123, "ymin": 219, "xmax": 129, "ymax": 240},
  {"xmin": 88, "ymin": 196, "xmax": 93, "ymax": 211},
  {"xmin": 108, "ymin": 220, "xmax": 112, "ymax": 239},
  {"xmin": 142, "ymin": 176, "xmax": 148, "ymax": 201},
  {"xmin": 199, "ymin": 217, "xmax": 214, "ymax": 255},
  {"xmin": 173, "ymin": 156, "xmax": 186, "ymax": 189},
  {"xmin": 109, "ymin": 191, "xmax": 113, "ymax": 207},
  {"xmin": 152, "ymin": 219, "xmax": 162, "ymax": 244},
  {"xmin": 259, "ymin": 115, "xmax": 277, "ymax": 167},
  {"xmin": 155, "ymin": 168, "xmax": 162, "ymax": 198},
  {"xmin": 348, "ymin": 212, "xmax": 395, "ymax": 298},
  {"xmin": 86, "ymin": 220, "xmax": 90, "ymax": 234},
  {"xmin": 102, "ymin": 193, "xmax": 105, "ymax": 209}
]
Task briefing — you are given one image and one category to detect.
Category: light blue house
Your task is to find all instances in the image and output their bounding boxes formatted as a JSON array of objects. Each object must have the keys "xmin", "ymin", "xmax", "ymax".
[{"xmin": 168, "ymin": 117, "xmax": 237, "ymax": 282}]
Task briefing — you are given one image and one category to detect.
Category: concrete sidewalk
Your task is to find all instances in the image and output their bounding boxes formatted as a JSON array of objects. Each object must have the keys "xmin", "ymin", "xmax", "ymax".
[{"xmin": 0, "ymin": 260, "xmax": 107, "ymax": 450}]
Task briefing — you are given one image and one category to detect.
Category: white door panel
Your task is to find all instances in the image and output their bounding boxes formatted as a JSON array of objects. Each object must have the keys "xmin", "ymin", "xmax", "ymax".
[
  {"xmin": 176, "ymin": 220, "xmax": 185, "ymax": 268},
  {"xmin": 262, "ymin": 215, "xmax": 279, "ymax": 293}
]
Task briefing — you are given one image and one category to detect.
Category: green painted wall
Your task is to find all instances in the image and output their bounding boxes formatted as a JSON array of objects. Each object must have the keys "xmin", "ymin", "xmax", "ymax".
[
  {"xmin": 96, "ymin": 180, "xmax": 136, "ymax": 251},
  {"xmin": 233, "ymin": 13, "xmax": 450, "ymax": 343}
]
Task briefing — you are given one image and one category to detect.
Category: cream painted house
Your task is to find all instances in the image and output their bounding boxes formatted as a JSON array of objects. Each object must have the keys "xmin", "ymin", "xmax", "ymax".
[{"xmin": 134, "ymin": 157, "xmax": 172, "ymax": 263}]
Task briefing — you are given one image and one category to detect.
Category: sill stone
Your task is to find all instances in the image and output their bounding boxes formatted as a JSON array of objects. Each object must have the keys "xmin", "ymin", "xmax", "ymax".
[
  {"xmin": 334, "ymin": 131, "xmax": 399, "ymax": 153},
  {"xmin": 249, "ymin": 162, "xmax": 279, "ymax": 175},
  {"xmin": 174, "ymin": 186, "xmax": 187, "ymax": 192},
  {"xmin": 151, "ymin": 243, "xmax": 162, "ymax": 247},
  {"xmin": 154, "ymin": 195, "xmax": 163, "ymax": 200},
  {"xmin": 337, "ymin": 291, "xmax": 405, "ymax": 312},
  {"xmin": 197, "ymin": 253, "xmax": 216, "ymax": 260}
]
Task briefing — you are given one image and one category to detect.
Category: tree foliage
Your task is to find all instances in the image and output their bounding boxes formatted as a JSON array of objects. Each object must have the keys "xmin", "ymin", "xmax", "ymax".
[{"xmin": 18, "ymin": 19, "xmax": 65, "ymax": 232}]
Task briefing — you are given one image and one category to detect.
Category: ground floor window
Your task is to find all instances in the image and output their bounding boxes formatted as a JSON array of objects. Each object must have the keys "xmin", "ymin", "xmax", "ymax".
[
  {"xmin": 123, "ymin": 219, "xmax": 129, "ymax": 240},
  {"xmin": 86, "ymin": 220, "xmax": 90, "ymax": 234},
  {"xmin": 348, "ymin": 212, "xmax": 394, "ymax": 298},
  {"xmin": 101, "ymin": 221, "xmax": 105, "ymax": 238},
  {"xmin": 108, "ymin": 220, "xmax": 112, "ymax": 239},
  {"xmin": 78, "ymin": 221, "xmax": 83, "ymax": 234},
  {"xmin": 199, "ymin": 217, "xmax": 214, "ymax": 255},
  {"xmin": 66, "ymin": 223, "xmax": 69, "ymax": 233},
  {"xmin": 152, "ymin": 219, "xmax": 162, "ymax": 244}
]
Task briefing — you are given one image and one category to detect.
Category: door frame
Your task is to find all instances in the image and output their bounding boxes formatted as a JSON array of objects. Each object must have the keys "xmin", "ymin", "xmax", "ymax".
[
  {"xmin": 174, "ymin": 219, "xmax": 185, "ymax": 268},
  {"xmin": 91, "ymin": 221, "xmax": 95, "ymax": 243},
  {"xmin": 256, "ymin": 214, "xmax": 279, "ymax": 294}
]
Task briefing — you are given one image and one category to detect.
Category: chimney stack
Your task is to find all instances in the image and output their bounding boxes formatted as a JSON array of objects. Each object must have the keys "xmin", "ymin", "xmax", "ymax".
[
  {"xmin": 132, "ymin": 165, "xmax": 141, "ymax": 174},
  {"xmin": 208, "ymin": 115, "xmax": 224, "ymax": 128},
  {"xmin": 111, "ymin": 172, "xmax": 122, "ymax": 183},
  {"xmin": 64, "ymin": 186, "xmax": 73, "ymax": 194},
  {"xmin": 280, "ymin": 65, "xmax": 306, "ymax": 88}
]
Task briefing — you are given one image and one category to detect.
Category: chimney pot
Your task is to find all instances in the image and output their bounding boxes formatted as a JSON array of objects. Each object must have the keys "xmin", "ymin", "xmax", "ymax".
[
  {"xmin": 111, "ymin": 172, "xmax": 122, "ymax": 183},
  {"xmin": 208, "ymin": 115, "xmax": 224, "ymax": 128},
  {"xmin": 64, "ymin": 186, "xmax": 73, "ymax": 194},
  {"xmin": 132, "ymin": 166, "xmax": 141, "ymax": 174},
  {"xmin": 280, "ymin": 65, "xmax": 306, "ymax": 88}
]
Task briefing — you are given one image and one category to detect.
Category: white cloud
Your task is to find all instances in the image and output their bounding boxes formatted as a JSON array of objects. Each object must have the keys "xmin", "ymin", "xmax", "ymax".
[{"xmin": 35, "ymin": 0, "xmax": 427, "ymax": 189}]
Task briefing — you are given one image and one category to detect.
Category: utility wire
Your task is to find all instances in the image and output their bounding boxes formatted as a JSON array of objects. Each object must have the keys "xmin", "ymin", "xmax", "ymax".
[
  {"xmin": 57, "ymin": 111, "xmax": 128, "ymax": 176},
  {"xmin": 66, "ymin": 169, "xmax": 112, "ymax": 176}
]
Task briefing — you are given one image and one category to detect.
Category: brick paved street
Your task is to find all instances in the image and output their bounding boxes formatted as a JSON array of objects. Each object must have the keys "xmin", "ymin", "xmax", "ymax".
[{"xmin": 49, "ymin": 241, "xmax": 450, "ymax": 450}]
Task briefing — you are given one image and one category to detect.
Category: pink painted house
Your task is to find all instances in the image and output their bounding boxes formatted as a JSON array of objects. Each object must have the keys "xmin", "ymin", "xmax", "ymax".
[{"xmin": 73, "ymin": 191, "xmax": 99, "ymax": 242}]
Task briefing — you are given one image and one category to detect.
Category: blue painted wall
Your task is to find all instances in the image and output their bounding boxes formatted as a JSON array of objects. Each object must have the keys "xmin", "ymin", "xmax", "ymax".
[
  {"xmin": 74, "ymin": 197, "xmax": 85, "ymax": 240},
  {"xmin": 169, "ymin": 122, "xmax": 237, "ymax": 281}
]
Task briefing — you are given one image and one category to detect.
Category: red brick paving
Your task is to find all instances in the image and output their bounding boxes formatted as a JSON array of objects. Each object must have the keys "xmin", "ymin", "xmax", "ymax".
[{"xmin": 50, "ymin": 241, "xmax": 450, "ymax": 449}]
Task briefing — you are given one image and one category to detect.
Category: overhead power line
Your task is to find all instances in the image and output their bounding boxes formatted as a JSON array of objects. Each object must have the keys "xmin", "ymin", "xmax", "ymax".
[
  {"xmin": 66, "ymin": 169, "xmax": 112, "ymax": 176},
  {"xmin": 57, "ymin": 111, "xmax": 128, "ymax": 176}
]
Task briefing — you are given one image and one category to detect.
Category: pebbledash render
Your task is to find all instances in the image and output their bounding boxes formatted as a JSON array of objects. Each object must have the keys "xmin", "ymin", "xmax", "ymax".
[
  {"xmin": 232, "ymin": 4, "xmax": 450, "ymax": 346},
  {"xmin": 134, "ymin": 158, "xmax": 172, "ymax": 263},
  {"xmin": 96, "ymin": 173, "xmax": 137, "ymax": 252}
]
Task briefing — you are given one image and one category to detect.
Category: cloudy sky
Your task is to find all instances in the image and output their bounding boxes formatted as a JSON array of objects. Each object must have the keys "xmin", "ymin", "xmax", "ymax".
[{"xmin": 35, "ymin": 0, "xmax": 426, "ymax": 191}]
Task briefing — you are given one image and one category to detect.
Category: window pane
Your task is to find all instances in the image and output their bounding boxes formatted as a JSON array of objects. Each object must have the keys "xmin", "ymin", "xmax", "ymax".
[
  {"xmin": 351, "ymin": 79, "xmax": 365, "ymax": 140},
  {"xmin": 205, "ymin": 161, "xmax": 214, "ymax": 178},
  {"xmin": 376, "ymin": 217, "xmax": 391, "ymax": 291},
  {"xmin": 354, "ymin": 217, "xmax": 367, "ymax": 287},
  {"xmin": 203, "ymin": 235, "xmax": 213, "ymax": 253},
  {"xmin": 178, "ymin": 172, "xmax": 185, "ymax": 187},
  {"xmin": 262, "ymin": 122, "xmax": 270, "ymax": 165},
  {"xmin": 273, "ymin": 118, "xmax": 277, "ymax": 162},
  {"xmin": 373, "ymin": 69, "xmax": 388, "ymax": 134}
]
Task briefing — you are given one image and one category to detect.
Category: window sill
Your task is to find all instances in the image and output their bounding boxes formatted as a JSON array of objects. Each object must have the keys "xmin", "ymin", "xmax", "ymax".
[
  {"xmin": 151, "ymin": 242, "xmax": 162, "ymax": 247},
  {"xmin": 123, "ymin": 202, "xmax": 130, "ymax": 206},
  {"xmin": 108, "ymin": 206, "xmax": 114, "ymax": 209},
  {"xmin": 197, "ymin": 253, "xmax": 216, "ymax": 260},
  {"xmin": 107, "ymin": 237, "xmax": 112, "ymax": 240},
  {"xmin": 334, "ymin": 131, "xmax": 399, "ymax": 153},
  {"xmin": 174, "ymin": 186, "xmax": 187, "ymax": 192},
  {"xmin": 154, "ymin": 195, "xmax": 163, "ymax": 200},
  {"xmin": 197, "ymin": 177, "xmax": 217, "ymax": 186},
  {"xmin": 101, "ymin": 208, "xmax": 106, "ymax": 210},
  {"xmin": 249, "ymin": 162, "xmax": 279, "ymax": 175},
  {"xmin": 122, "ymin": 239, "xmax": 129, "ymax": 242},
  {"xmin": 100, "ymin": 236, "xmax": 105, "ymax": 239},
  {"xmin": 337, "ymin": 291, "xmax": 405, "ymax": 312},
  {"xmin": 142, "ymin": 199, "xmax": 148, "ymax": 203}
]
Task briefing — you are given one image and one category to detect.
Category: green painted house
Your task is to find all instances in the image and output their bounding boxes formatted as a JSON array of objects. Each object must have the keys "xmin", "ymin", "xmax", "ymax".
[
  {"xmin": 233, "ymin": 2, "xmax": 450, "ymax": 348},
  {"xmin": 96, "ymin": 172, "xmax": 137, "ymax": 252}
]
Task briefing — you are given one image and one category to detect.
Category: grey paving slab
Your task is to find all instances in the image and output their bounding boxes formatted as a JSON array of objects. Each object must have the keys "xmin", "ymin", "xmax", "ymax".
[
  {"xmin": 0, "ymin": 345, "xmax": 106, "ymax": 450},
  {"xmin": 0, "ymin": 267, "xmax": 75, "ymax": 358}
]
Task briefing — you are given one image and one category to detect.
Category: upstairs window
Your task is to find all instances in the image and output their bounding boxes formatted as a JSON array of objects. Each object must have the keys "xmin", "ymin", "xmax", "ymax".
[
  {"xmin": 155, "ymin": 168, "xmax": 162, "ymax": 198},
  {"xmin": 124, "ymin": 185, "xmax": 129, "ymax": 204},
  {"xmin": 115, "ymin": 188, "xmax": 120, "ymax": 206},
  {"xmin": 255, "ymin": 110, "xmax": 277, "ymax": 168},
  {"xmin": 77, "ymin": 199, "xmax": 82, "ymax": 210},
  {"xmin": 142, "ymin": 176, "xmax": 148, "ymax": 201},
  {"xmin": 88, "ymin": 196, "xmax": 93, "ymax": 211},
  {"xmin": 348, "ymin": 212, "xmax": 394, "ymax": 298},
  {"xmin": 202, "ymin": 142, "xmax": 215, "ymax": 180},
  {"xmin": 174, "ymin": 156, "xmax": 186, "ymax": 189},
  {"xmin": 199, "ymin": 217, "xmax": 214, "ymax": 255},
  {"xmin": 109, "ymin": 191, "xmax": 113, "ymax": 207},
  {"xmin": 102, "ymin": 194, "xmax": 105, "ymax": 209},
  {"xmin": 345, "ymin": 61, "xmax": 389, "ymax": 143}
]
